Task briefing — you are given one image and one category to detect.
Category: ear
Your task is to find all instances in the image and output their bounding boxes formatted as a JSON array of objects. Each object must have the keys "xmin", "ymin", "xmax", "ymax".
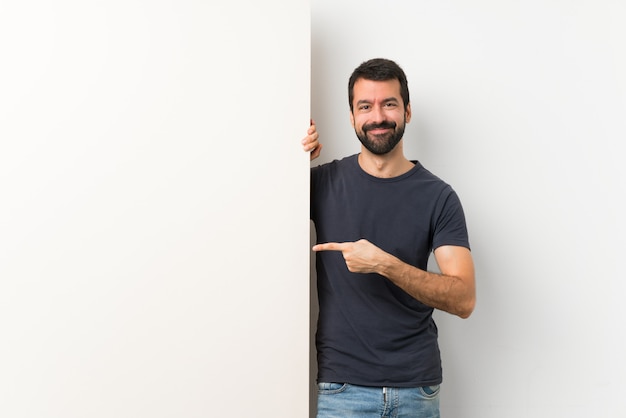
[
  {"xmin": 349, "ymin": 110, "xmax": 355, "ymax": 127},
  {"xmin": 405, "ymin": 103, "xmax": 412, "ymax": 123}
]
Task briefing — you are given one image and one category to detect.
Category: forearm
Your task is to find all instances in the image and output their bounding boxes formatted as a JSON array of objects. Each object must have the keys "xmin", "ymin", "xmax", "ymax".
[
  {"xmin": 377, "ymin": 253, "xmax": 475, "ymax": 318},
  {"xmin": 313, "ymin": 238, "xmax": 476, "ymax": 317}
]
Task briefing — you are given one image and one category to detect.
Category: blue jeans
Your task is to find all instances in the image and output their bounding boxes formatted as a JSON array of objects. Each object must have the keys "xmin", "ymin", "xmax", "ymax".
[{"xmin": 316, "ymin": 382, "xmax": 440, "ymax": 418}]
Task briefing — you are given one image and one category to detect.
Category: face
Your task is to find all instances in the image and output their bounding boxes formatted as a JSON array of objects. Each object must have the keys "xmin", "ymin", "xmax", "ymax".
[{"xmin": 350, "ymin": 78, "xmax": 411, "ymax": 155}]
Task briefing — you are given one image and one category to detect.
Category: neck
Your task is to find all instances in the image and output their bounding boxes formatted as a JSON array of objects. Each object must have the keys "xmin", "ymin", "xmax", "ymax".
[{"xmin": 358, "ymin": 142, "xmax": 414, "ymax": 178}]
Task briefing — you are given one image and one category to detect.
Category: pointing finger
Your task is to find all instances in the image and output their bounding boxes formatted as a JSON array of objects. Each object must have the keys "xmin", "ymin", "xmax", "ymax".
[{"xmin": 312, "ymin": 242, "xmax": 346, "ymax": 252}]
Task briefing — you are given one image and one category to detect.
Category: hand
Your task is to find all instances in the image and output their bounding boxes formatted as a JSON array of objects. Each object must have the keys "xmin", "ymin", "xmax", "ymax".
[
  {"xmin": 302, "ymin": 119, "xmax": 322, "ymax": 160},
  {"xmin": 312, "ymin": 239, "xmax": 387, "ymax": 274}
]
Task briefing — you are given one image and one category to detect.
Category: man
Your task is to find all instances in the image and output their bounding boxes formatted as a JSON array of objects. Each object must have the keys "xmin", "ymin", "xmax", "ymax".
[{"xmin": 302, "ymin": 58, "xmax": 475, "ymax": 418}]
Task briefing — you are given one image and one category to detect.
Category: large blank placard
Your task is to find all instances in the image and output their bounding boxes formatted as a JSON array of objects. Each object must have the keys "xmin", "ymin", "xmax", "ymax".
[{"xmin": 0, "ymin": 1, "xmax": 310, "ymax": 417}]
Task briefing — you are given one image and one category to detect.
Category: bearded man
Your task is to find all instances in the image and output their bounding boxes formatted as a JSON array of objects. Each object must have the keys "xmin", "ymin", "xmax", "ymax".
[{"xmin": 302, "ymin": 58, "xmax": 476, "ymax": 418}]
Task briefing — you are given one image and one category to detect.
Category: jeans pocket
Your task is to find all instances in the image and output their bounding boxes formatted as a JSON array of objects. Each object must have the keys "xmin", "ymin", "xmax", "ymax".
[
  {"xmin": 419, "ymin": 385, "xmax": 440, "ymax": 398},
  {"xmin": 317, "ymin": 382, "xmax": 348, "ymax": 395}
]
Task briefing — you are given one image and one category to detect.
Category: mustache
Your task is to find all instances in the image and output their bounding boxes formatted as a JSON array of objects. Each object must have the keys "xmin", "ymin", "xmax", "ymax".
[{"xmin": 362, "ymin": 121, "xmax": 397, "ymax": 132}]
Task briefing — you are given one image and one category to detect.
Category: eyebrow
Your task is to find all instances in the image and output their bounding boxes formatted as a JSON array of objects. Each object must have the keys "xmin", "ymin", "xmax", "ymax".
[{"xmin": 356, "ymin": 97, "xmax": 399, "ymax": 106}]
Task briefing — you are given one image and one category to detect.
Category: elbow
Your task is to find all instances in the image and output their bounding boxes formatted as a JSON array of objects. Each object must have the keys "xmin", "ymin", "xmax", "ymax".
[
  {"xmin": 457, "ymin": 309, "xmax": 473, "ymax": 319},
  {"xmin": 456, "ymin": 295, "xmax": 476, "ymax": 319},
  {"xmin": 455, "ymin": 277, "xmax": 476, "ymax": 318}
]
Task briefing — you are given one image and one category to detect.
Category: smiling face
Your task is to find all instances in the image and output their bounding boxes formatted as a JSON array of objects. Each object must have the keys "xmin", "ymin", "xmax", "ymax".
[{"xmin": 350, "ymin": 78, "xmax": 412, "ymax": 155}]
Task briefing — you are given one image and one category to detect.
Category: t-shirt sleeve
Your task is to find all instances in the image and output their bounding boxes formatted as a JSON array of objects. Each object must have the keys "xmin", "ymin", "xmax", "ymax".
[{"xmin": 431, "ymin": 187, "xmax": 470, "ymax": 251}]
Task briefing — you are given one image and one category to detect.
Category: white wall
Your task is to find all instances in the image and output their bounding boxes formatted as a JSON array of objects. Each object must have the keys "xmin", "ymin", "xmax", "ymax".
[
  {"xmin": 0, "ymin": 1, "xmax": 310, "ymax": 417},
  {"xmin": 311, "ymin": 1, "xmax": 626, "ymax": 416}
]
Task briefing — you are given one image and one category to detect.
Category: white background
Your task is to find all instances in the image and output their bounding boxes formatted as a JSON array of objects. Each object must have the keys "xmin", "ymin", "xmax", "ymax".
[
  {"xmin": 311, "ymin": 0, "xmax": 626, "ymax": 416},
  {"xmin": 0, "ymin": 1, "xmax": 310, "ymax": 417}
]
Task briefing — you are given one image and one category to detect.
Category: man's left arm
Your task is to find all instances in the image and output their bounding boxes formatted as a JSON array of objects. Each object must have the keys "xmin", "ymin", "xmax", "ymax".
[{"xmin": 313, "ymin": 240, "xmax": 475, "ymax": 318}]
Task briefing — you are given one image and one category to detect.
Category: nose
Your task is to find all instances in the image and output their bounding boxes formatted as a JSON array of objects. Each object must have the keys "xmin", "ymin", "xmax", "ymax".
[{"xmin": 370, "ymin": 105, "xmax": 385, "ymax": 123}]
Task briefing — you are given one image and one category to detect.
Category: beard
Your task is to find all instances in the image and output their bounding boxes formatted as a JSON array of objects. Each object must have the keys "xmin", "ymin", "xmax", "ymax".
[{"xmin": 355, "ymin": 119, "xmax": 406, "ymax": 155}]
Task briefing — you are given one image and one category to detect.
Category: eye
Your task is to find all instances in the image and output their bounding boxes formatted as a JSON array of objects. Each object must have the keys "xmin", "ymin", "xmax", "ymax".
[
  {"xmin": 358, "ymin": 104, "xmax": 371, "ymax": 111},
  {"xmin": 384, "ymin": 102, "xmax": 397, "ymax": 108}
]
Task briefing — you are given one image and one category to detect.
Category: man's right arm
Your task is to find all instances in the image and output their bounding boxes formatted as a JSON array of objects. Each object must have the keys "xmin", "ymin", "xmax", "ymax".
[{"xmin": 302, "ymin": 119, "xmax": 321, "ymax": 160}]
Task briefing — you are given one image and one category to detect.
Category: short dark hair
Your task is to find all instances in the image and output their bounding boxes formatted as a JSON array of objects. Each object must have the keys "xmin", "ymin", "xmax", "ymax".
[{"xmin": 348, "ymin": 58, "xmax": 410, "ymax": 112}]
